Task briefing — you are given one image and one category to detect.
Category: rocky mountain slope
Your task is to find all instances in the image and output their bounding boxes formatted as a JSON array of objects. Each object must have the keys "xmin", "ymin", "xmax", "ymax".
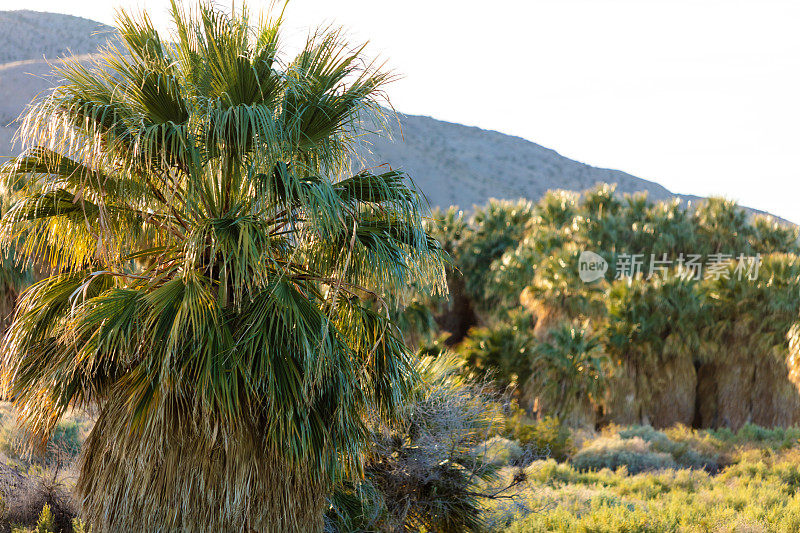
[
  {"xmin": 357, "ymin": 112, "xmax": 701, "ymax": 211},
  {"xmin": 0, "ymin": 10, "xmax": 780, "ymax": 220},
  {"xmin": 0, "ymin": 11, "xmax": 115, "ymax": 64}
]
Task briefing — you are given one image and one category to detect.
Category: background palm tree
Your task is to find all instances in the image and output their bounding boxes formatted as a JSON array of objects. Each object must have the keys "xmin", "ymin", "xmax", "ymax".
[
  {"xmin": 527, "ymin": 322, "xmax": 607, "ymax": 426},
  {"xmin": 457, "ymin": 199, "xmax": 533, "ymax": 313},
  {"xmin": 0, "ymin": 2, "xmax": 444, "ymax": 531},
  {"xmin": 699, "ymin": 254, "xmax": 800, "ymax": 428},
  {"xmin": 424, "ymin": 207, "xmax": 477, "ymax": 345},
  {"xmin": 604, "ymin": 277, "xmax": 711, "ymax": 426},
  {"xmin": 454, "ymin": 309, "xmax": 537, "ymax": 393}
]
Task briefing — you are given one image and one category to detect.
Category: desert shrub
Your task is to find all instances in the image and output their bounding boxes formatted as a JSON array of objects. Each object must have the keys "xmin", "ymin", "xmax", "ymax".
[
  {"xmin": 326, "ymin": 354, "xmax": 504, "ymax": 532},
  {"xmin": 503, "ymin": 501, "xmax": 660, "ymax": 533},
  {"xmin": 70, "ymin": 519, "xmax": 91, "ymax": 533},
  {"xmin": 571, "ymin": 435, "xmax": 676, "ymax": 474},
  {"xmin": 475, "ymin": 437, "xmax": 524, "ymax": 466},
  {"xmin": 716, "ymin": 424, "xmax": 800, "ymax": 449},
  {"xmin": 618, "ymin": 424, "xmax": 669, "ymax": 443},
  {"xmin": 482, "ymin": 426, "xmax": 800, "ymax": 532},
  {"xmin": 0, "ymin": 421, "xmax": 82, "ymax": 466},
  {"xmin": 0, "ymin": 462, "xmax": 78, "ymax": 532},
  {"xmin": 47, "ymin": 423, "xmax": 81, "ymax": 459},
  {"xmin": 619, "ymin": 425, "xmax": 720, "ymax": 472},
  {"xmin": 10, "ymin": 514, "xmax": 92, "ymax": 533},
  {"xmin": 34, "ymin": 504, "xmax": 53, "ymax": 533},
  {"xmin": 12, "ymin": 503, "xmax": 54, "ymax": 533},
  {"xmin": 506, "ymin": 410, "xmax": 574, "ymax": 461}
]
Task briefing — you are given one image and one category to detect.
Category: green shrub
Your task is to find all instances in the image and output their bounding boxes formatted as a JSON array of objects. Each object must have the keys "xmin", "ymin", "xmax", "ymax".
[
  {"xmin": 35, "ymin": 504, "xmax": 54, "ymax": 533},
  {"xmin": 507, "ymin": 414, "xmax": 574, "ymax": 461},
  {"xmin": 476, "ymin": 437, "xmax": 523, "ymax": 466},
  {"xmin": 571, "ymin": 435, "xmax": 676, "ymax": 474}
]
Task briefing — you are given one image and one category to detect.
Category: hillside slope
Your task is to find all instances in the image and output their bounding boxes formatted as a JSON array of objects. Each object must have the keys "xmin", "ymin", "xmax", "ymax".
[
  {"xmin": 0, "ymin": 11, "xmax": 115, "ymax": 64},
  {"xmin": 0, "ymin": 56, "xmax": 96, "ymax": 158},
  {"xmin": 0, "ymin": 52, "xmax": 689, "ymax": 212},
  {"xmin": 358, "ymin": 112, "xmax": 697, "ymax": 211}
]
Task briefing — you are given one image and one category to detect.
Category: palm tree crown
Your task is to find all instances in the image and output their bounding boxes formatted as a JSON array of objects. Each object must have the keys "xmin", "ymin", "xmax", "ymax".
[{"xmin": 0, "ymin": 2, "xmax": 445, "ymax": 531}]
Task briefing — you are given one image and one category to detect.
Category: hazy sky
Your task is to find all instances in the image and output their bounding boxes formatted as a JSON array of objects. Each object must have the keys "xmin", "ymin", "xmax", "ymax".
[{"xmin": 5, "ymin": 0, "xmax": 800, "ymax": 223}]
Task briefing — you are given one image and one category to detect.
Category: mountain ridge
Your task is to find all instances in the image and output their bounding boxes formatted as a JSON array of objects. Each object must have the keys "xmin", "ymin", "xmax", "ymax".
[
  {"xmin": 0, "ymin": 10, "xmax": 115, "ymax": 64},
  {"xmin": 356, "ymin": 110, "xmax": 705, "ymax": 212}
]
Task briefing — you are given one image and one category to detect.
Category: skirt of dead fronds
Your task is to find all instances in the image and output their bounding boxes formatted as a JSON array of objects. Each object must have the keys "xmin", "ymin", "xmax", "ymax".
[
  {"xmin": 518, "ymin": 296, "xmax": 566, "ymax": 341},
  {"xmin": 435, "ymin": 272, "xmax": 478, "ymax": 345},
  {"xmin": 694, "ymin": 342, "xmax": 800, "ymax": 429},
  {"xmin": 604, "ymin": 351, "xmax": 696, "ymax": 428},
  {"xmin": 525, "ymin": 385, "xmax": 598, "ymax": 429},
  {"xmin": 77, "ymin": 397, "xmax": 329, "ymax": 533}
]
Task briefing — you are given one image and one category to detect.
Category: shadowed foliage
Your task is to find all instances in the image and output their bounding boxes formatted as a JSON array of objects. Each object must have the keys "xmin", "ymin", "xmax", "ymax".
[
  {"xmin": 527, "ymin": 322, "xmax": 607, "ymax": 426},
  {"xmin": 0, "ymin": 2, "xmax": 444, "ymax": 531}
]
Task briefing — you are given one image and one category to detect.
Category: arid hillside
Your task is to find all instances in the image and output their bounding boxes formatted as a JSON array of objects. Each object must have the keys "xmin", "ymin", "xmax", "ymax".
[
  {"xmin": 356, "ymin": 111, "xmax": 700, "ymax": 211},
  {"xmin": 0, "ymin": 10, "xmax": 115, "ymax": 64}
]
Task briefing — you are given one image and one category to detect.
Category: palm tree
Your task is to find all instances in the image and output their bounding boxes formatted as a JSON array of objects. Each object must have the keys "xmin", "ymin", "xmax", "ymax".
[
  {"xmin": 520, "ymin": 243, "xmax": 607, "ymax": 337},
  {"xmin": 454, "ymin": 309, "xmax": 537, "ymax": 392},
  {"xmin": 604, "ymin": 276, "xmax": 711, "ymax": 427},
  {"xmin": 692, "ymin": 197, "xmax": 752, "ymax": 255},
  {"xmin": 749, "ymin": 214, "xmax": 800, "ymax": 255},
  {"xmin": 700, "ymin": 253, "xmax": 800, "ymax": 428},
  {"xmin": 425, "ymin": 207, "xmax": 478, "ymax": 344},
  {"xmin": 527, "ymin": 321, "xmax": 607, "ymax": 426},
  {"xmin": 0, "ymin": 3, "xmax": 444, "ymax": 531},
  {"xmin": 457, "ymin": 198, "xmax": 533, "ymax": 311}
]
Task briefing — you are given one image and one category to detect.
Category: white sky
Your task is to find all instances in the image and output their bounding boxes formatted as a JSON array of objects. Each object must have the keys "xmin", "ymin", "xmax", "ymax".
[{"xmin": 4, "ymin": 0, "xmax": 799, "ymax": 223}]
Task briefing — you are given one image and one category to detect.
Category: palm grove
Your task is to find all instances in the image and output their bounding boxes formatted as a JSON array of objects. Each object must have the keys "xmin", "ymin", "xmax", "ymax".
[
  {"xmin": 421, "ymin": 189, "xmax": 800, "ymax": 432},
  {"xmin": 0, "ymin": 2, "xmax": 447, "ymax": 531}
]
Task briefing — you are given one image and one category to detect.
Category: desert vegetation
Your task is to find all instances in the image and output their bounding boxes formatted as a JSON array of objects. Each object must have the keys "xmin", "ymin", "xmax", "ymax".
[{"xmin": 0, "ymin": 1, "xmax": 797, "ymax": 532}]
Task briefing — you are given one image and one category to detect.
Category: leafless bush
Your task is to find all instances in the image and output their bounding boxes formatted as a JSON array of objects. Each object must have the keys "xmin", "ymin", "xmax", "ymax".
[
  {"xmin": 0, "ymin": 461, "xmax": 77, "ymax": 532},
  {"xmin": 0, "ymin": 424, "xmax": 80, "ymax": 532}
]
